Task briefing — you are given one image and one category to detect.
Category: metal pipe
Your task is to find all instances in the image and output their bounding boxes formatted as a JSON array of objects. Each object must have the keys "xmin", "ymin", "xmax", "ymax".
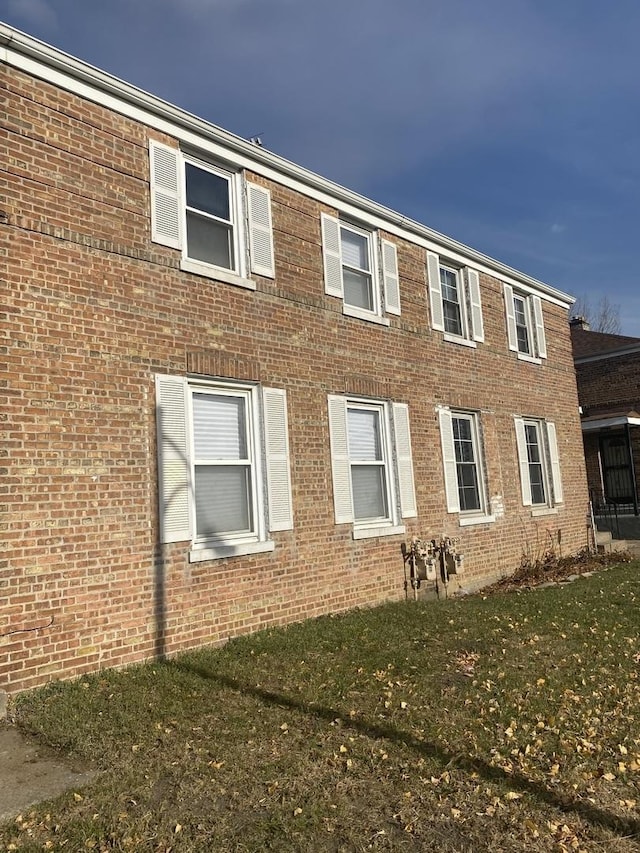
[{"xmin": 626, "ymin": 422, "xmax": 639, "ymax": 516}]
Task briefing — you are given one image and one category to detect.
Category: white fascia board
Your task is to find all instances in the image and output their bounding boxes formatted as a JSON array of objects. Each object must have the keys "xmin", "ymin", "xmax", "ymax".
[
  {"xmin": 581, "ymin": 417, "xmax": 640, "ymax": 432},
  {"xmin": 1, "ymin": 22, "xmax": 572, "ymax": 309}
]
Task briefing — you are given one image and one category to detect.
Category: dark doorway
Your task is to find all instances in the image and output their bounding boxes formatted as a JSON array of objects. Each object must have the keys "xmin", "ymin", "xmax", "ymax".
[{"xmin": 600, "ymin": 434, "xmax": 634, "ymax": 504}]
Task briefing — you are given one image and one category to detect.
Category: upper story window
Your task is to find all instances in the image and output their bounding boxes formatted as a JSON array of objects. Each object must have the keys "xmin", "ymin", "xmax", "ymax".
[
  {"xmin": 155, "ymin": 375, "xmax": 293, "ymax": 561},
  {"xmin": 184, "ymin": 160, "xmax": 237, "ymax": 272},
  {"xmin": 438, "ymin": 407, "xmax": 493, "ymax": 525},
  {"xmin": 149, "ymin": 140, "xmax": 275, "ymax": 289},
  {"xmin": 427, "ymin": 252, "xmax": 484, "ymax": 346},
  {"xmin": 503, "ymin": 285, "xmax": 547, "ymax": 362},
  {"xmin": 340, "ymin": 224, "xmax": 376, "ymax": 313},
  {"xmin": 514, "ymin": 417, "xmax": 563, "ymax": 512},
  {"xmin": 321, "ymin": 213, "xmax": 401, "ymax": 324},
  {"xmin": 327, "ymin": 395, "xmax": 416, "ymax": 538}
]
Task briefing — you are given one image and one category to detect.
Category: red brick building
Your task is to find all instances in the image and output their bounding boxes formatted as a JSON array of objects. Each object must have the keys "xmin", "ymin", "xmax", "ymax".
[
  {"xmin": 3, "ymin": 25, "xmax": 590, "ymax": 697},
  {"xmin": 570, "ymin": 318, "xmax": 640, "ymax": 536}
]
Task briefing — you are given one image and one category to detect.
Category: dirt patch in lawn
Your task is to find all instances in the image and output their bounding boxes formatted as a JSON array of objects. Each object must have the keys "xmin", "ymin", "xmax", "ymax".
[{"xmin": 0, "ymin": 723, "xmax": 97, "ymax": 821}]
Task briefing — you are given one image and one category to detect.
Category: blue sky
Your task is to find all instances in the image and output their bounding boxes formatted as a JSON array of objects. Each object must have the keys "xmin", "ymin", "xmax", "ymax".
[{"xmin": 3, "ymin": 0, "xmax": 640, "ymax": 335}]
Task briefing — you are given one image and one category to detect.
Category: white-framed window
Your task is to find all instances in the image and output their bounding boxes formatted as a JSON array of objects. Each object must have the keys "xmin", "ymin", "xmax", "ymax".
[
  {"xmin": 438, "ymin": 407, "xmax": 493, "ymax": 525},
  {"xmin": 321, "ymin": 214, "xmax": 401, "ymax": 323},
  {"xmin": 328, "ymin": 396, "xmax": 416, "ymax": 538},
  {"xmin": 155, "ymin": 375, "xmax": 292, "ymax": 560},
  {"xmin": 503, "ymin": 285, "xmax": 547, "ymax": 362},
  {"xmin": 149, "ymin": 140, "xmax": 275, "ymax": 288},
  {"xmin": 427, "ymin": 252, "xmax": 484, "ymax": 346},
  {"xmin": 184, "ymin": 158, "xmax": 239, "ymax": 274},
  {"xmin": 514, "ymin": 417, "xmax": 563, "ymax": 510}
]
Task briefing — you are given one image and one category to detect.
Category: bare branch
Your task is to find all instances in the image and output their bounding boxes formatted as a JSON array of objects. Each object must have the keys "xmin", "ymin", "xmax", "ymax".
[{"xmin": 570, "ymin": 294, "xmax": 621, "ymax": 334}]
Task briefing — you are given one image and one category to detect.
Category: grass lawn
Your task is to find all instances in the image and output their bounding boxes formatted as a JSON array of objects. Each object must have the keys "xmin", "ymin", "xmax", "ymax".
[{"xmin": 2, "ymin": 561, "xmax": 640, "ymax": 852}]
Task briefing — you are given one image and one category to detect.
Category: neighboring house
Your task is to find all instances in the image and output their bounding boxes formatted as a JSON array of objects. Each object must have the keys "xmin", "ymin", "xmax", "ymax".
[
  {"xmin": 3, "ymin": 24, "xmax": 590, "ymax": 696},
  {"xmin": 570, "ymin": 317, "xmax": 640, "ymax": 535}
]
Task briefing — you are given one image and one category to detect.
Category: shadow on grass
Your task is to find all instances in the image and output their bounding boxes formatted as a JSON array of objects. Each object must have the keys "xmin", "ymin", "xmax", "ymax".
[{"xmin": 177, "ymin": 660, "xmax": 640, "ymax": 842}]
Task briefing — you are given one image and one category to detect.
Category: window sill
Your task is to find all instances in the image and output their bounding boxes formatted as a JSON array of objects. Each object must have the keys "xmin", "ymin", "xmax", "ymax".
[
  {"xmin": 189, "ymin": 539, "xmax": 275, "ymax": 562},
  {"xmin": 459, "ymin": 514, "xmax": 495, "ymax": 527},
  {"xmin": 516, "ymin": 352, "xmax": 542, "ymax": 365},
  {"xmin": 352, "ymin": 524, "xmax": 405, "ymax": 540},
  {"xmin": 180, "ymin": 258, "xmax": 256, "ymax": 290},
  {"xmin": 531, "ymin": 506, "xmax": 559, "ymax": 517},
  {"xmin": 443, "ymin": 334, "xmax": 477, "ymax": 348},
  {"xmin": 342, "ymin": 305, "xmax": 390, "ymax": 326}
]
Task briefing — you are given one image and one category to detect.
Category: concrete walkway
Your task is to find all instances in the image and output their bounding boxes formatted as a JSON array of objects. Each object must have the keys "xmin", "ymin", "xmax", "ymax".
[{"xmin": 0, "ymin": 725, "xmax": 97, "ymax": 822}]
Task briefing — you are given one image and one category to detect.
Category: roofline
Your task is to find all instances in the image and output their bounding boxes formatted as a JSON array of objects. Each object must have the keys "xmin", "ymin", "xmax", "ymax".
[
  {"xmin": 0, "ymin": 21, "xmax": 574, "ymax": 307},
  {"xmin": 581, "ymin": 416, "xmax": 640, "ymax": 432},
  {"xmin": 574, "ymin": 343, "xmax": 640, "ymax": 364}
]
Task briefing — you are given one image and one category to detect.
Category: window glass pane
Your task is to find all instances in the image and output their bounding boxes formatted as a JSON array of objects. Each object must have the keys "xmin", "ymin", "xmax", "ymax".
[
  {"xmin": 530, "ymin": 472, "xmax": 546, "ymax": 505},
  {"xmin": 453, "ymin": 417, "xmax": 474, "ymax": 462},
  {"xmin": 525, "ymin": 423, "xmax": 546, "ymax": 504},
  {"xmin": 514, "ymin": 296, "xmax": 531, "ymax": 354},
  {"xmin": 525, "ymin": 424, "xmax": 541, "ymax": 463},
  {"xmin": 513, "ymin": 296, "xmax": 527, "ymax": 325},
  {"xmin": 340, "ymin": 228, "xmax": 369, "ymax": 271},
  {"xmin": 348, "ymin": 409, "xmax": 382, "ymax": 460},
  {"xmin": 443, "ymin": 301, "xmax": 462, "ymax": 336},
  {"xmin": 351, "ymin": 465, "xmax": 387, "ymax": 520},
  {"xmin": 459, "ymin": 473, "xmax": 481, "ymax": 511},
  {"xmin": 195, "ymin": 465, "xmax": 252, "ymax": 536},
  {"xmin": 185, "ymin": 163, "xmax": 230, "ymax": 220},
  {"xmin": 343, "ymin": 268, "xmax": 374, "ymax": 311},
  {"xmin": 453, "ymin": 416, "xmax": 481, "ymax": 511},
  {"xmin": 193, "ymin": 393, "xmax": 247, "ymax": 459},
  {"xmin": 440, "ymin": 268, "xmax": 459, "ymax": 302},
  {"xmin": 441, "ymin": 268, "xmax": 463, "ymax": 335},
  {"xmin": 186, "ymin": 212, "xmax": 233, "ymax": 269},
  {"xmin": 517, "ymin": 325, "xmax": 530, "ymax": 354}
]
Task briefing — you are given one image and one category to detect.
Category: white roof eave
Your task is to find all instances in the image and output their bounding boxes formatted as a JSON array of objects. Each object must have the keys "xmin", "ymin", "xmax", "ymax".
[{"xmin": 0, "ymin": 22, "xmax": 574, "ymax": 308}]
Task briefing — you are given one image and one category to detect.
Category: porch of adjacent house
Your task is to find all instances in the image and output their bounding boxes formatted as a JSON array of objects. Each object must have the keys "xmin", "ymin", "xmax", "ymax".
[{"xmin": 583, "ymin": 416, "xmax": 640, "ymax": 541}]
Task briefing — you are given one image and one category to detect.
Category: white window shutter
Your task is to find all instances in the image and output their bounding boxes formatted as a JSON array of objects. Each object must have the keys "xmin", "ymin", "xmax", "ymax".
[
  {"xmin": 532, "ymin": 295, "xmax": 547, "ymax": 359},
  {"xmin": 438, "ymin": 408, "xmax": 460, "ymax": 513},
  {"xmin": 427, "ymin": 251, "xmax": 444, "ymax": 331},
  {"xmin": 247, "ymin": 182, "xmax": 275, "ymax": 278},
  {"xmin": 328, "ymin": 395, "xmax": 353, "ymax": 523},
  {"xmin": 321, "ymin": 213, "xmax": 343, "ymax": 298},
  {"xmin": 155, "ymin": 374, "xmax": 192, "ymax": 542},
  {"xmin": 392, "ymin": 403, "xmax": 417, "ymax": 518},
  {"xmin": 381, "ymin": 239, "xmax": 401, "ymax": 316},
  {"xmin": 514, "ymin": 417, "xmax": 533, "ymax": 506},
  {"xmin": 546, "ymin": 421, "xmax": 563, "ymax": 503},
  {"xmin": 149, "ymin": 140, "xmax": 182, "ymax": 250},
  {"xmin": 262, "ymin": 387, "xmax": 293, "ymax": 531},
  {"xmin": 467, "ymin": 268, "xmax": 484, "ymax": 342},
  {"xmin": 504, "ymin": 283, "xmax": 518, "ymax": 351}
]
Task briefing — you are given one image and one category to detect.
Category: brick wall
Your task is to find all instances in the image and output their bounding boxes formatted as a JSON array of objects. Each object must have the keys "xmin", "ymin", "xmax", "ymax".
[
  {"xmin": 575, "ymin": 352, "xmax": 640, "ymax": 504},
  {"xmin": 576, "ymin": 354, "xmax": 640, "ymax": 413},
  {"xmin": 2, "ymin": 63, "xmax": 590, "ymax": 695}
]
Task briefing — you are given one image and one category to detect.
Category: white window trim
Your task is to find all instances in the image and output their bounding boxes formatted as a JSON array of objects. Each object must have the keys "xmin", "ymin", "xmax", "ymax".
[
  {"xmin": 179, "ymin": 258, "xmax": 256, "ymax": 289},
  {"xmin": 440, "ymin": 262, "xmax": 470, "ymax": 340},
  {"xmin": 327, "ymin": 395, "xmax": 416, "ymax": 537},
  {"xmin": 321, "ymin": 214, "xmax": 399, "ymax": 323},
  {"xmin": 427, "ymin": 252, "xmax": 484, "ymax": 344},
  {"xmin": 438, "ymin": 406, "xmax": 493, "ymax": 523},
  {"xmin": 149, "ymin": 140, "xmax": 275, "ymax": 285},
  {"xmin": 188, "ymin": 381, "xmax": 265, "ymax": 550},
  {"xmin": 343, "ymin": 305, "xmax": 390, "ymax": 326},
  {"xmin": 181, "ymin": 154, "xmax": 247, "ymax": 280},
  {"xmin": 347, "ymin": 399, "xmax": 395, "ymax": 531},
  {"xmin": 155, "ymin": 374, "xmax": 293, "ymax": 560},
  {"xmin": 504, "ymin": 284, "xmax": 547, "ymax": 361},
  {"xmin": 514, "ymin": 417, "xmax": 563, "ymax": 510}
]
